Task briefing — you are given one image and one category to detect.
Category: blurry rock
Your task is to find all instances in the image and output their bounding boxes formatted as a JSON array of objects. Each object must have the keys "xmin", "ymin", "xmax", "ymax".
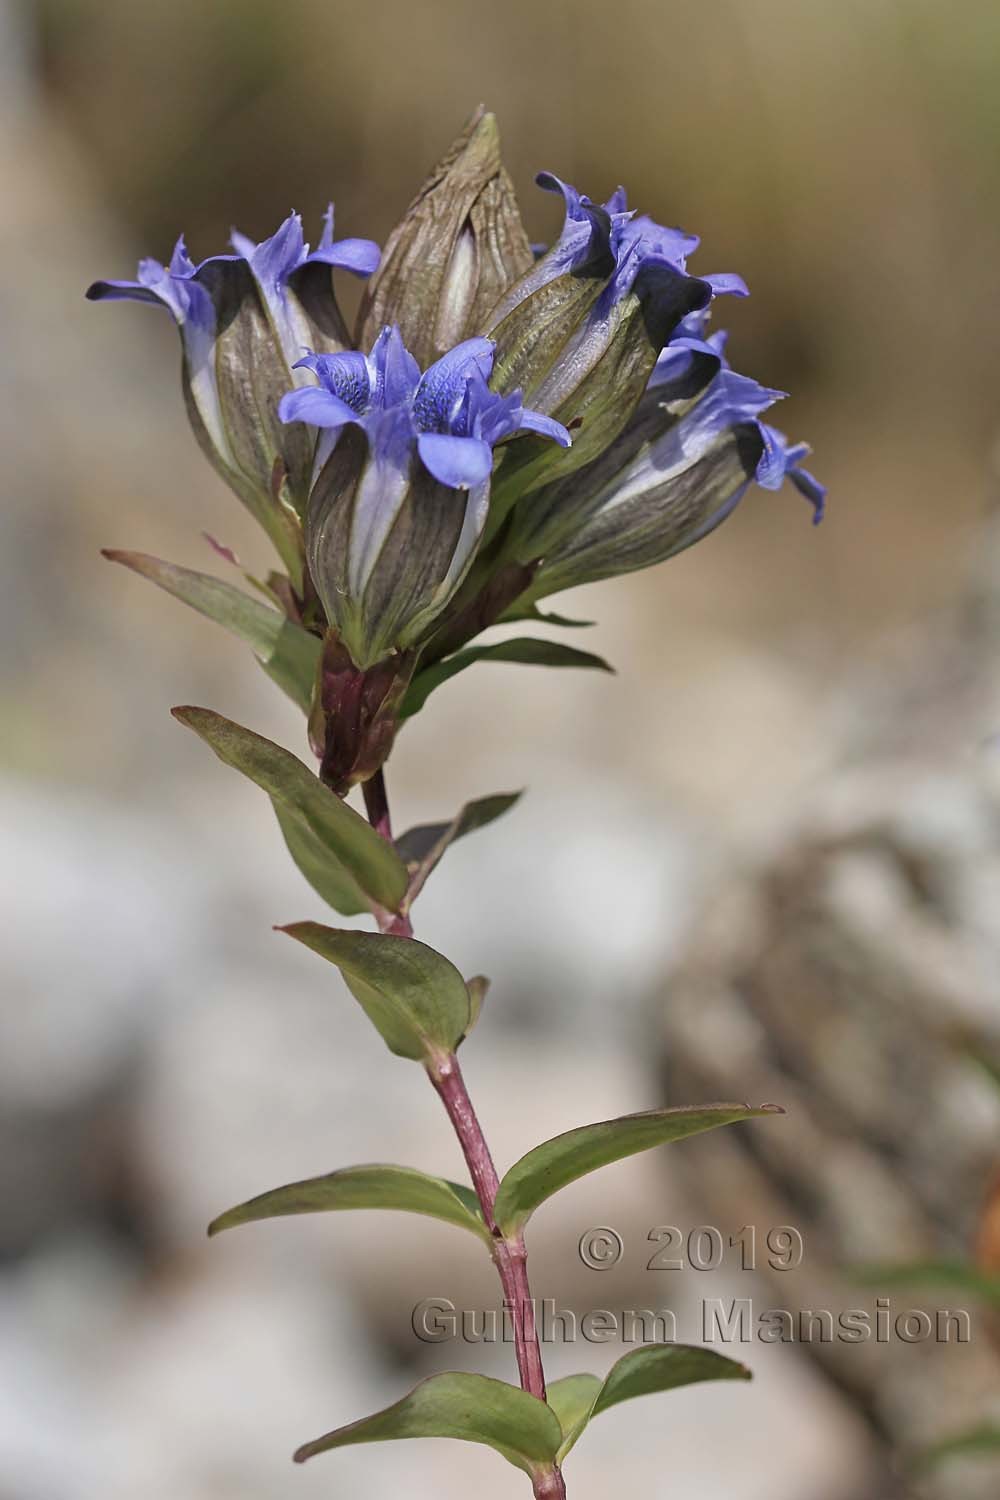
[{"xmin": 659, "ymin": 521, "xmax": 1000, "ymax": 1498}]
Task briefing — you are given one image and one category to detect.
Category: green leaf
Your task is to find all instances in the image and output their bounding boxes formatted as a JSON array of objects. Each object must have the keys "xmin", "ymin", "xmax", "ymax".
[
  {"xmin": 208, "ymin": 1163, "xmax": 490, "ymax": 1244},
  {"xmin": 546, "ymin": 1374, "xmax": 601, "ymax": 1453},
  {"xmin": 498, "ymin": 602, "xmax": 595, "ymax": 628},
  {"xmin": 494, "ymin": 1103, "xmax": 784, "ymax": 1237},
  {"xmin": 550, "ymin": 1345, "xmax": 751, "ymax": 1462},
  {"xmin": 463, "ymin": 975, "xmax": 491, "ymax": 1039},
  {"xmin": 914, "ymin": 1424, "xmax": 1000, "ymax": 1470},
  {"xmin": 402, "ymin": 638, "xmax": 614, "ymax": 719},
  {"xmin": 293, "ymin": 1371, "xmax": 563, "ymax": 1477},
  {"xmin": 272, "ymin": 802, "xmax": 370, "ymax": 917},
  {"xmin": 395, "ymin": 792, "xmax": 522, "ymax": 895},
  {"xmin": 854, "ymin": 1261, "xmax": 1000, "ymax": 1305},
  {"xmin": 172, "ymin": 708, "xmax": 408, "ymax": 912},
  {"xmin": 104, "ymin": 551, "xmax": 321, "ymax": 713},
  {"xmin": 278, "ymin": 924, "xmax": 471, "ymax": 1061}
]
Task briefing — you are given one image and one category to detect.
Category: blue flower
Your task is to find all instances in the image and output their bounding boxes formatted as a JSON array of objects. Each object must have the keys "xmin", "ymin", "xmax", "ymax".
[
  {"xmin": 87, "ymin": 211, "xmax": 380, "ymax": 579},
  {"xmin": 279, "ymin": 325, "xmax": 571, "ymax": 489},
  {"xmin": 507, "ymin": 318, "xmax": 826, "ymax": 598},
  {"xmin": 488, "ymin": 174, "xmax": 747, "ymax": 333},
  {"xmin": 651, "ymin": 312, "xmax": 826, "ymax": 523},
  {"xmin": 277, "ymin": 326, "xmax": 571, "ymax": 669}
]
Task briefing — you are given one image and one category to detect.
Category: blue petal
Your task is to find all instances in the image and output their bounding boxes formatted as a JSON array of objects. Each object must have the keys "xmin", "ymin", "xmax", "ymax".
[
  {"xmin": 308, "ymin": 236, "xmax": 381, "ymax": 276},
  {"xmin": 278, "ymin": 386, "xmax": 361, "ymax": 429},
  {"xmin": 85, "ymin": 276, "xmax": 165, "ymax": 309},
  {"xmin": 417, "ymin": 433, "xmax": 494, "ymax": 488},
  {"xmin": 318, "ymin": 203, "xmax": 336, "ymax": 251},
  {"xmin": 228, "ymin": 228, "xmax": 258, "ymax": 260},
  {"xmin": 249, "ymin": 212, "xmax": 305, "ymax": 291},
  {"xmin": 413, "ymin": 337, "xmax": 495, "ymax": 434},
  {"xmin": 168, "ymin": 236, "xmax": 198, "ymax": 277},
  {"xmin": 536, "ymin": 172, "xmax": 613, "ymax": 275},
  {"xmin": 704, "ymin": 271, "xmax": 750, "ymax": 298},
  {"xmin": 614, "ymin": 213, "xmax": 700, "ymax": 274},
  {"xmin": 295, "ymin": 349, "xmax": 374, "ymax": 411},
  {"xmin": 518, "ymin": 408, "xmax": 573, "ymax": 447},
  {"xmin": 648, "ymin": 334, "xmax": 725, "ymax": 390},
  {"xmin": 757, "ymin": 425, "xmax": 827, "ymax": 521},
  {"xmin": 371, "ymin": 325, "xmax": 422, "ymax": 410}
]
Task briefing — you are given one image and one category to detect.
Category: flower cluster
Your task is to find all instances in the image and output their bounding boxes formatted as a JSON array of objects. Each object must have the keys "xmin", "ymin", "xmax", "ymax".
[{"xmin": 89, "ymin": 108, "xmax": 824, "ymax": 791}]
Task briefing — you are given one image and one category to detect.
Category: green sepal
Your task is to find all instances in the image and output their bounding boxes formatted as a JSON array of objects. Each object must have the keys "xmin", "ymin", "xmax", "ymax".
[
  {"xmin": 171, "ymin": 708, "xmax": 407, "ymax": 912},
  {"xmin": 207, "ymin": 1163, "xmax": 490, "ymax": 1245},
  {"xmin": 487, "ymin": 270, "xmax": 607, "ymax": 402},
  {"xmin": 486, "ymin": 268, "xmax": 711, "ymax": 535},
  {"xmin": 104, "ymin": 550, "xmax": 321, "ymax": 713},
  {"xmin": 549, "ymin": 1344, "xmax": 752, "ymax": 1462},
  {"xmin": 277, "ymin": 924, "xmax": 471, "ymax": 1061},
  {"xmin": 402, "ymin": 638, "xmax": 614, "ymax": 719},
  {"xmin": 293, "ymin": 1371, "xmax": 563, "ymax": 1477},
  {"xmin": 493, "ymin": 1103, "xmax": 784, "ymax": 1236},
  {"xmin": 395, "ymin": 792, "xmax": 522, "ymax": 896}
]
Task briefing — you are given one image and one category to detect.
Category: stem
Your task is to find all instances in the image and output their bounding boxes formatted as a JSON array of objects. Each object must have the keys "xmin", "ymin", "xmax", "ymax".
[
  {"xmin": 427, "ymin": 1050, "xmax": 548, "ymax": 1403},
  {"xmin": 364, "ymin": 769, "xmax": 414, "ymax": 937},
  {"xmin": 365, "ymin": 768, "xmax": 565, "ymax": 1496},
  {"xmin": 362, "ymin": 768, "xmax": 393, "ymax": 840}
]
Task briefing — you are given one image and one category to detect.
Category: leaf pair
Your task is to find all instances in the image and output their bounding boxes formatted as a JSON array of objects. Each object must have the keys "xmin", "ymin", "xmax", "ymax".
[
  {"xmin": 209, "ymin": 1103, "xmax": 780, "ymax": 1245},
  {"xmin": 106, "ymin": 551, "xmax": 611, "ymax": 728},
  {"xmin": 292, "ymin": 1344, "xmax": 749, "ymax": 1476}
]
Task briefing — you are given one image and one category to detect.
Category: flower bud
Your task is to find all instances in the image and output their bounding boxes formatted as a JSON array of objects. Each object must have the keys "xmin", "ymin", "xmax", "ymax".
[
  {"xmin": 356, "ymin": 109, "xmax": 534, "ymax": 368},
  {"xmin": 278, "ymin": 326, "xmax": 570, "ymax": 671},
  {"xmin": 87, "ymin": 210, "xmax": 379, "ymax": 582}
]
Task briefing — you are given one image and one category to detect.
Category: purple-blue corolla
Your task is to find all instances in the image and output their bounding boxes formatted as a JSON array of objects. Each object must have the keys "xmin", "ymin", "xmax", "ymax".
[{"xmin": 279, "ymin": 324, "xmax": 570, "ymax": 490}]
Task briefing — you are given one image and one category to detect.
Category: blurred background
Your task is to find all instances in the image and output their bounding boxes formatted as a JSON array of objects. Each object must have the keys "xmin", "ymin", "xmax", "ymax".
[{"xmin": 2, "ymin": 0, "xmax": 1000, "ymax": 1496}]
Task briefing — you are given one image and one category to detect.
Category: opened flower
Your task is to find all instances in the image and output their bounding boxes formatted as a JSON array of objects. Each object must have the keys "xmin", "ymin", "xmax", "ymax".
[
  {"xmin": 278, "ymin": 325, "xmax": 570, "ymax": 670},
  {"xmin": 506, "ymin": 311, "xmax": 826, "ymax": 598},
  {"xmin": 87, "ymin": 210, "xmax": 379, "ymax": 579}
]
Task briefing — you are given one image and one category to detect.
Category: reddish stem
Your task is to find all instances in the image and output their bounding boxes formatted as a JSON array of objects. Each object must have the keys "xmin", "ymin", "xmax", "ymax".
[
  {"xmin": 366, "ymin": 768, "xmax": 564, "ymax": 1495},
  {"xmin": 362, "ymin": 768, "xmax": 393, "ymax": 841},
  {"xmin": 426, "ymin": 1051, "xmax": 548, "ymax": 1403}
]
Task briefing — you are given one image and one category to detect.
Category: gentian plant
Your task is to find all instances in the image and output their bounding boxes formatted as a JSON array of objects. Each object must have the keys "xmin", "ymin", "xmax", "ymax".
[{"xmin": 89, "ymin": 109, "xmax": 823, "ymax": 1498}]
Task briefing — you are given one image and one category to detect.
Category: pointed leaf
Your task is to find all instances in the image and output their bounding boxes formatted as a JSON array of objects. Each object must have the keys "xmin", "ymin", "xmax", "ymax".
[
  {"xmin": 278, "ymin": 924, "xmax": 471, "ymax": 1061},
  {"xmin": 172, "ymin": 708, "xmax": 407, "ymax": 912},
  {"xmin": 396, "ymin": 791, "xmax": 522, "ymax": 895},
  {"xmin": 272, "ymin": 802, "xmax": 370, "ymax": 917},
  {"xmin": 208, "ymin": 1163, "xmax": 490, "ymax": 1243},
  {"xmin": 498, "ymin": 602, "xmax": 595, "ymax": 628},
  {"xmin": 402, "ymin": 638, "xmax": 614, "ymax": 719},
  {"xmin": 494, "ymin": 1103, "xmax": 784, "ymax": 1236},
  {"xmin": 463, "ymin": 975, "xmax": 491, "ymax": 1038},
  {"xmin": 293, "ymin": 1371, "xmax": 563, "ymax": 1476},
  {"xmin": 552, "ymin": 1345, "xmax": 751, "ymax": 1462},
  {"xmin": 104, "ymin": 551, "xmax": 321, "ymax": 712},
  {"xmin": 546, "ymin": 1374, "xmax": 601, "ymax": 1452}
]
